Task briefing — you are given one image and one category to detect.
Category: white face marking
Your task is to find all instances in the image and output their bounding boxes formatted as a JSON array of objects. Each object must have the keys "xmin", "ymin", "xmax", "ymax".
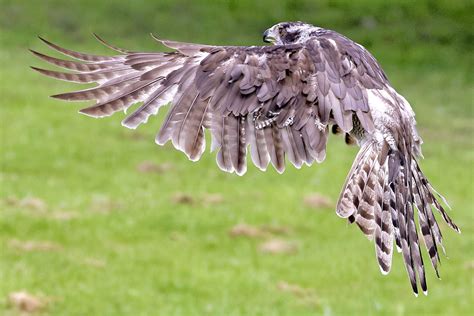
[{"xmin": 267, "ymin": 23, "xmax": 321, "ymax": 45}]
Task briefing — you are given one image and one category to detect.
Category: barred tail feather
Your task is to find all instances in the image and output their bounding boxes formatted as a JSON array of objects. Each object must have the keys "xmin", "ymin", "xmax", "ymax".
[
  {"xmin": 336, "ymin": 142, "xmax": 374, "ymax": 219},
  {"xmin": 337, "ymin": 140, "xmax": 459, "ymax": 295}
]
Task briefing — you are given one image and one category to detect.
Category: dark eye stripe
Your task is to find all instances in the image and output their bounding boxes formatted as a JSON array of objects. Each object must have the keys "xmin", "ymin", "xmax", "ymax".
[{"xmin": 285, "ymin": 30, "xmax": 301, "ymax": 43}]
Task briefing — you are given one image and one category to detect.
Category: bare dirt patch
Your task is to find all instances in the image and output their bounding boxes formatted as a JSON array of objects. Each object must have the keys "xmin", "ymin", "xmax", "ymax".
[
  {"xmin": 169, "ymin": 231, "xmax": 187, "ymax": 242},
  {"xmin": 83, "ymin": 258, "xmax": 106, "ymax": 268},
  {"xmin": 3, "ymin": 196, "xmax": 47, "ymax": 211},
  {"xmin": 202, "ymin": 193, "xmax": 224, "ymax": 206},
  {"xmin": 48, "ymin": 211, "xmax": 79, "ymax": 221},
  {"xmin": 229, "ymin": 223, "xmax": 267, "ymax": 238},
  {"xmin": 259, "ymin": 239, "xmax": 298, "ymax": 254},
  {"xmin": 229, "ymin": 223, "xmax": 290, "ymax": 239},
  {"xmin": 19, "ymin": 197, "xmax": 47, "ymax": 211},
  {"xmin": 121, "ymin": 130, "xmax": 149, "ymax": 142},
  {"xmin": 171, "ymin": 192, "xmax": 195, "ymax": 205},
  {"xmin": 136, "ymin": 161, "xmax": 174, "ymax": 174},
  {"xmin": 260, "ymin": 225, "xmax": 290, "ymax": 235},
  {"xmin": 90, "ymin": 195, "xmax": 123, "ymax": 214},
  {"xmin": 171, "ymin": 192, "xmax": 225, "ymax": 207},
  {"xmin": 8, "ymin": 239, "xmax": 62, "ymax": 252},
  {"xmin": 277, "ymin": 281, "xmax": 320, "ymax": 306},
  {"xmin": 3, "ymin": 196, "xmax": 79, "ymax": 221},
  {"xmin": 8, "ymin": 291, "xmax": 47, "ymax": 313},
  {"xmin": 464, "ymin": 260, "xmax": 474, "ymax": 270},
  {"xmin": 303, "ymin": 193, "xmax": 332, "ymax": 209}
]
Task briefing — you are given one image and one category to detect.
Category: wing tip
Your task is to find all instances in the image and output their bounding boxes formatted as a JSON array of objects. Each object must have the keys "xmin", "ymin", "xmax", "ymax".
[
  {"xmin": 30, "ymin": 65, "xmax": 42, "ymax": 73},
  {"xmin": 29, "ymin": 49, "xmax": 55, "ymax": 63},
  {"xmin": 379, "ymin": 266, "xmax": 390, "ymax": 275},
  {"xmin": 50, "ymin": 93, "xmax": 73, "ymax": 101},
  {"xmin": 235, "ymin": 167, "xmax": 247, "ymax": 176},
  {"xmin": 93, "ymin": 33, "xmax": 129, "ymax": 54},
  {"xmin": 274, "ymin": 166, "xmax": 285, "ymax": 174},
  {"xmin": 92, "ymin": 32, "xmax": 104, "ymax": 43},
  {"xmin": 37, "ymin": 35, "xmax": 69, "ymax": 55},
  {"xmin": 453, "ymin": 225, "xmax": 461, "ymax": 234},
  {"xmin": 335, "ymin": 201, "xmax": 357, "ymax": 219},
  {"xmin": 121, "ymin": 119, "xmax": 138, "ymax": 130},
  {"xmin": 78, "ymin": 108, "xmax": 103, "ymax": 118},
  {"xmin": 154, "ymin": 135, "xmax": 167, "ymax": 146},
  {"xmin": 150, "ymin": 33, "xmax": 163, "ymax": 43},
  {"xmin": 30, "ymin": 66, "xmax": 58, "ymax": 80},
  {"xmin": 28, "ymin": 48, "xmax": 40, "ymax": 56},
  {"xmin": 37, "ymin": 35, "xmax": 51, "ymax": 46}
]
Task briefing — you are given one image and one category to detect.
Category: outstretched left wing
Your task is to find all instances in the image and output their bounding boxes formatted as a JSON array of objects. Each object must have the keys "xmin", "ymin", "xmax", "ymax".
[{"xmin": 31, "ymin": 34, "xmax": 381, "ymax": 175}]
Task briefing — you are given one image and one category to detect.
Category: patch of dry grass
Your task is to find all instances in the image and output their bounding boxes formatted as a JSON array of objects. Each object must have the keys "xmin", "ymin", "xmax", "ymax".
[
  {"xmin": 8, "ymin": 239, "xmax": 62, "ymax": 252},
  {"xmin": 302, "ymin": 193, "xmax": 332, "ymax": 209},
  {"xmin": 259, "ymin": 239, "xmax": 298, "ymax": 255},
  {"xmin": 277, "ymin": 281, "xmax": 320, "ymax": 307},
  {"xmin": 7, "ymin": 291, "xmax": 49, "ymax": 313}
]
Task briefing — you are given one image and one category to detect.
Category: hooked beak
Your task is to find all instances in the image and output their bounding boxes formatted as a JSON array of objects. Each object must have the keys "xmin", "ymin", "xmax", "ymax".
[{"xmin": 262, "ymin": 29, "xmax": 275, "ymax": 43}]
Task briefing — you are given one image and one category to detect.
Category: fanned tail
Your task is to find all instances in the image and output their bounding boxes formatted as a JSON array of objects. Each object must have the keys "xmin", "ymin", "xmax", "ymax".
[{"xmin": 337, "ymin": 140, "xmax": 459, "ymax": 295}]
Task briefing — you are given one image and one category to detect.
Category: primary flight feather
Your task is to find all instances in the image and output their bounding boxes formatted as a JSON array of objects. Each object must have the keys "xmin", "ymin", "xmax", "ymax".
[{"xmin": 31, "ymin": 21, "xmax": 459, "ymax": 295}]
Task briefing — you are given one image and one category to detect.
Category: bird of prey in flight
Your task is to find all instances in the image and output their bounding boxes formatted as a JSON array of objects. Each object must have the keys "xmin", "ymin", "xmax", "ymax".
[{"xmin": 31, "ymin": 21, "xmax": 459, "ymax": 295}]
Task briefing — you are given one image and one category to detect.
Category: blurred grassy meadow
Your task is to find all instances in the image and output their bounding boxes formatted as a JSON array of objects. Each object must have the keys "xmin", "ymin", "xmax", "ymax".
[{"xmin": 0, "ymin": 0, "xmax": 473, "ymax": 315}]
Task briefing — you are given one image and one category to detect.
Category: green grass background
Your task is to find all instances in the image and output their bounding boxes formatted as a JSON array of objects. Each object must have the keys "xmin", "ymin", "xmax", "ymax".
[{"xmin": 1, "ymin": 0, "xmax": 473, "ymax": 315}]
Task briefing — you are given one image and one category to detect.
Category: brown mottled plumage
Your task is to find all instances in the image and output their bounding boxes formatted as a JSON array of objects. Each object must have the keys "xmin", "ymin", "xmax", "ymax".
[{"xmin": 31, "ymin": 22, "xmax": 459, "ymax": 295}]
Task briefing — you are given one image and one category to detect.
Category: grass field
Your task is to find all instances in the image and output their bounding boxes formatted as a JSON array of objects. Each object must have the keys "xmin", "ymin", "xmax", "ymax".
[{"xmin": 1, "ymin": 1, "xmax": 473, "ymax": 315}]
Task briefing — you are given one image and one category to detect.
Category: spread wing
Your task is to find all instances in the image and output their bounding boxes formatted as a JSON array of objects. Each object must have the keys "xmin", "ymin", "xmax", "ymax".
[{"xmin": 31, "ymin": 33, "xmax": 387, "ymax": 175}]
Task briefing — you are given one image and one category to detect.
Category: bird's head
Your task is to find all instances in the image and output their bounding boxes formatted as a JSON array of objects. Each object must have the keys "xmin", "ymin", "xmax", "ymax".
[{"xmin": 262, "ymin": 21, "xmax": 321, "ymax": 45}]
